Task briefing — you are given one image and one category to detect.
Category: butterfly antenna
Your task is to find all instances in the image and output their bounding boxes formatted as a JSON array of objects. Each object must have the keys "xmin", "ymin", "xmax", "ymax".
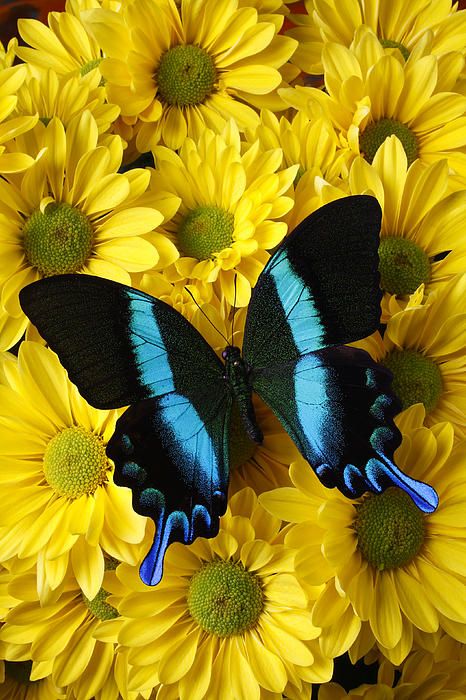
[{"xmin": 184, "ymin": 288, "xmax": 229, "ymax": 345}]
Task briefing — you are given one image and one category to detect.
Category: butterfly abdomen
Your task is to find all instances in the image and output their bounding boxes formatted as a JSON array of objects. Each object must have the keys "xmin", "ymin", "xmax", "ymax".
[{"xmin": 222, "ymin": 346, "xmax": 263, "ymax": 444}]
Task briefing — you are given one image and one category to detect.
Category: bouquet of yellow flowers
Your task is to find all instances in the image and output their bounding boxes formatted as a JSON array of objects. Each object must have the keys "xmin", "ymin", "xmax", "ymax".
[{"xmin": 0, "ymin": 1, "xmax": 465, "ymax": 698}]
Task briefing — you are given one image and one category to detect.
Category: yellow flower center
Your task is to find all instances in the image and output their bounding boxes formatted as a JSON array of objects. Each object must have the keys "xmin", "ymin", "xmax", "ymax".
[
  {"xmin": 360, "ymin": 118, "xmax": 418, "ymax": 165},
  {"xmin": 379, "ymin": 236, "xmax": 430, "ymax": 295},
  {"xmin": 156, "ymin": 44, "xmax": 217, "ymax": 106},
  {"xmin": 23, "ymin": 202, "xmax": 94, "ymax": 277},
  {"xmin": 178, "ymin": 205, "xmax": 234, "ymax": 259},
  {"xmin": 379, "ymin": 38, "xmax": 410, "ymax": 61},
  {"xmin": 381, "ymin": 349, "xmax": 443, "ymax": 412},
  {"xmin": 43, "ymin": 426, "xmax": 110, "ymax": 498},
  {"xmin": 82, "ymin": 587, "xmax": 119, "ymax": 620},
  {"xmin": 354, "ymin": 487, "xmax": 425, "ymax": 569},
  {"xmin": 188, "ymin": 560, "xmax": 264, "ymax": 636},
  {"xmin": 229, "ymin": 401, "xmax": 257, "ymax": 470}
]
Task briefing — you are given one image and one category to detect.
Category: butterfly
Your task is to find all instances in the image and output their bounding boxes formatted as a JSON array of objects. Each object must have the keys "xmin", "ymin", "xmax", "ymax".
[{"xmin": 19, "ymin": 195, "xmax": 438, "ymax": 586}]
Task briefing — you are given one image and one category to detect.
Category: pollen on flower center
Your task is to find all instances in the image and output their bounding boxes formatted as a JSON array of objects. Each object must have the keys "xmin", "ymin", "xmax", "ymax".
[
  {"xmin": 155, "ymin": 44, "xmax": 217, "ymax": 106},
  {"xmin": 187, "ymin": 560, "xmax": 264, "ymax": 636},
  {"xmin": 82, "ymin": 587, "xmax": 119, "ymax": 620},
  {"xmin": 178, "ymin": 205, "xmax": 234, "ymax": 260},
  {"xmin": 23, "ymin": 202, "xmax": 94, "ymax": 277},
  {"xmin": 43, "ymin": 426, "xmax": 110, "ymax": 498},
  {"xmin": 360, "ymin": 118, "xmax": 418, "ymax": 165},
  {"xmin": 381, "ymin": 349, "xmax": 443, "ymax": 412},
  {"xmin": 379, "ymin": 236, "xmax": 430, "ymax": 295},
  {"xmin": 379, "ymin": 38, "xmax": 410, "ymax": 61},
  {"xmin": 354, "ymin": 487, "xmax": 425, "ymax": 569}
]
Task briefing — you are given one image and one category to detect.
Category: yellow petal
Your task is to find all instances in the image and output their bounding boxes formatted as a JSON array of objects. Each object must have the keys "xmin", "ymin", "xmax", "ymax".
[
  {"xmin": 243, "ymin": 631, "xmax": 287, "ymax": 692},
  {"xmin": 370, "ymin": 572, "xmax": 402, "ymax": 648}
]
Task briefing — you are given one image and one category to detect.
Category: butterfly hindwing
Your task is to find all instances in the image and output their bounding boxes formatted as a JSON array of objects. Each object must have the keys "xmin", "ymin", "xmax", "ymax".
[
  {"xmin": 109, "ymin": 390, "xmax": 232, "ymax": 586},
  {"xmin": 19, "ymin": 274, "xmax": 226, "ymax": 408},
  {"xmin": 252, "ymin": 346, "xmax": 438, "ymax": 512},
  {"xmin": 243, "ymin": 195, "xmax": 383, "ymax": 369}
]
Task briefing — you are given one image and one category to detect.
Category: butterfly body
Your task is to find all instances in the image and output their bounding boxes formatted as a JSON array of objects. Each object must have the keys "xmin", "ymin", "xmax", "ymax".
[
  {"xmin": 20, "ymin": 195, "xmax": 439, "ymax": 586},
  {"xmin": 221, "ymin": 345, "xmax": 263, "ymax": 444}
]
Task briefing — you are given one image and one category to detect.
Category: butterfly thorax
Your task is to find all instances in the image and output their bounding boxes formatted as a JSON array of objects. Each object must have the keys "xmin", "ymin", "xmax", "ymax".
[{"xmin": 222, "ymin": 346, "xmax": 263, "ymax": 445}]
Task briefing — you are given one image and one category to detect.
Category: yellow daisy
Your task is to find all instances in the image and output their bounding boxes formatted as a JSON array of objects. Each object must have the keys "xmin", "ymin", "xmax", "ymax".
[
  {"xmin": 83, "ymin": 0, "xmax": 298, "ymax": 151},
  {"xmin": 281, "ymin": 27, "xmax": 466, "ymax": 178},
  {"xmin": 356, "ymin": 274, "xmax": 466, "ymax": 438},
  {"xmin": 0, "ymin": 63, "xmax": 38, "ymax": 174},
  {"xmin": 0, "ymin": 564, "xmax": 133, "ymax": 700},
  {"xmin": 10, "ymin": 67, "xmax": 120, "ymax": 159},
  {"xmin": 0, "ymin": 342, "xmax": 147, "ymax": 602},
  {"xmin": 15, "ymin": 0, "xmax": 107, "ymax": 80},
  {"xmin": 0, "ymin": 110, "xmax": 180, "ymax": 351},
  {"xmin": 261, "ymin": 403, "xmax": 466, "ymax": 667},
  {"xmin": 288, "ymin": 0, "xmax": 466, "ymax": 75},
  {"xmin": 115, "ymin": 488, "xmax": 332, "ymax": 699},
  {"xmin": 246, "ymin": 108, "xmax": 350, "ymax": 231},
  {"xmin": 313, "ymin": 136, "xmax": 466, "ymax": 321},
  {"xmin": 146, "ymin": 120, "xmax": 297, "ymax": 307}
]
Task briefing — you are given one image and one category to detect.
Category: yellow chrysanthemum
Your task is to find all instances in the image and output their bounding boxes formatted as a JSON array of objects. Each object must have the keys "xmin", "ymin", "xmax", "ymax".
[
  {"xmin": 114, "ymin": 488, "xmax": 332, "ymax": 699},
  {"xmin": 261, "ymin": 403, "xmax": 466, "ymax": 667},
  {"xmin": 15, "ymin": 0, "xmax": 107, "ymax": 80},
  {"xmin": 0, "ymin": 62, "xmax": 38, "ymax": 174},
  {"xmin": 83, "ymin": 0, "xmax": 298, "ymax": 151},
  {"xmin": 0, "ymin": 110, "xmax": 180, "ymax": 351},
  {"xmin": 288, "ymin": 0, "xmax": 466, "ymax": 75},
  {"xmin": 0, "ymin": 564, "xmax": 135, "ymax": 700},
  {"xmin": 313, "ymin": 136, "xmax": 466, "ymax": 320},
  {"xmin": 10, "ymin": 67, "xmax": 120, "ymax": 159},
  {"xmin": 281, "ymin": 27, "xmax": 466, "ymax": 178},
  {"xmin": 0, "ymin": 342, "xmax": 147, "ymax": 602},
  {"xmin": 246, "ymin": 108, "xmax": 350, "ymax": 230},
  {"xmin": 356, "ymin": 274, "xmax": 466, "ymax": 437},
  {"xmin": 145, "ymin": 120, "xmax": 297, "ymax": 307}
]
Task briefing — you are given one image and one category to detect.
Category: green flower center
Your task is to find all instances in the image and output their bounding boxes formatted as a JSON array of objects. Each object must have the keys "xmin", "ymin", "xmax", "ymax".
[
  {"xmin": 82, "ymin": 587, "xmax": 119, "ymax": 620},
  {"xmin": 379, "ymin": 236, "xmax": 430, "ymax": 295},
  {"xmin": 156, "ymin": 44, "xmax": 217, "ymax": 106},
  {"xmin": 187, "ymin": 560, "xmax": 264, "ymax": 636},
  {"xmin": 80, "ymin": 58, "xmax": 103, "ymax": 77},
  {"xmin": 229, "ymin": 401, "xmax": 257, "ymax": 470},
  {"xmin": 379, "ymin": 38, "xmax": 410, "ymax": 61},
  {"xmin": 354, "ymin": 487, "xmax": 425, "ymax": 569},
  {"xmin": 5, "ymin": 660, "xmax": 33, "ymax": 685},
  {"xmin": 178, "ymin": 205, "xmax": 234, "ymax": 260},
  {"xmin": 360, "ymin": 118, "xmax": 418, "ymax": 166},
  {"xmin": 43, "ymin": 426, "xmax": 110, "ymax": 498},
  {"xmin": 23, "ymin": 202, "xmax": 94, "ymax": 277},
  {"xmin": 382, "ymin": 349, "xmax": 443, "ymax": 412}
]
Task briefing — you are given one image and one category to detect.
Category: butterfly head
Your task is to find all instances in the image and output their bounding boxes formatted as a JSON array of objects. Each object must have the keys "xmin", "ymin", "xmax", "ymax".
[{"xmin": 222, "ymin": 345, "xmax": 242, "ymax": 365}]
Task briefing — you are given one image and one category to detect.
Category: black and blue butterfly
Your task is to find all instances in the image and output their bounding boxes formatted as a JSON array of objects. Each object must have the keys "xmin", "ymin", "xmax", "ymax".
[{"xmin": 19, "ymin": 195, "xmax": 438, "ymax": 586}]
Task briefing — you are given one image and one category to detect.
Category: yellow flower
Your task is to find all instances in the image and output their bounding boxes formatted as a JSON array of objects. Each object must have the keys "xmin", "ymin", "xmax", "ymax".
[
  {"xmin": 0, "ymin": 62, "xmax": 38, "ymax": 174},
  {"xmin": 115, "ymin": 488, "xmax": 332, "ymax": 699},
  {"xmin": 0, "ymin": 564, "xmax": 133, "ymax": 700},
  {"xmin": 10, "ymin": 67, "xmax": 120, "ymax": 159},
  {"xmin": 261, "ymin": 404, "xmax": 466, "ymax": 666},
  {"xmin": 314, "ymin": 136, "xmax": 466, "ymax": 321},
  {"xmin": 146, "ymin": 120, "xmax": 297, "ymax": 307},
  {"xmin": 356, "ymin": 274, "xmax": 466, "ymax": 438},
  {"xmin": 246, "ymin": 108, "xmax": 350, "ymax": 230},
  {"xmin": 0, "ymin": 38, "xmax": 17, "ymax": 69},
  {"xmin": 281, "ymin": 27, "xmax": 466, "ymax": 178},
  {"xmin": 15, "ymin": 0, "xmax": 106, "ymax": 79},
  {"xmin": 0, "ymin": 342, "xmax": 147, "ymax": 602},
  {"xmin": 84, "ymin": 0, "xmax": 297, "ymax": 151},
  {"xmin": 0, "ymin": 110, "xmax": 180, "ymax": 351},
  {"xmin": 288, "ymin": 0, "xmax": 466, "ymax": 75}
]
